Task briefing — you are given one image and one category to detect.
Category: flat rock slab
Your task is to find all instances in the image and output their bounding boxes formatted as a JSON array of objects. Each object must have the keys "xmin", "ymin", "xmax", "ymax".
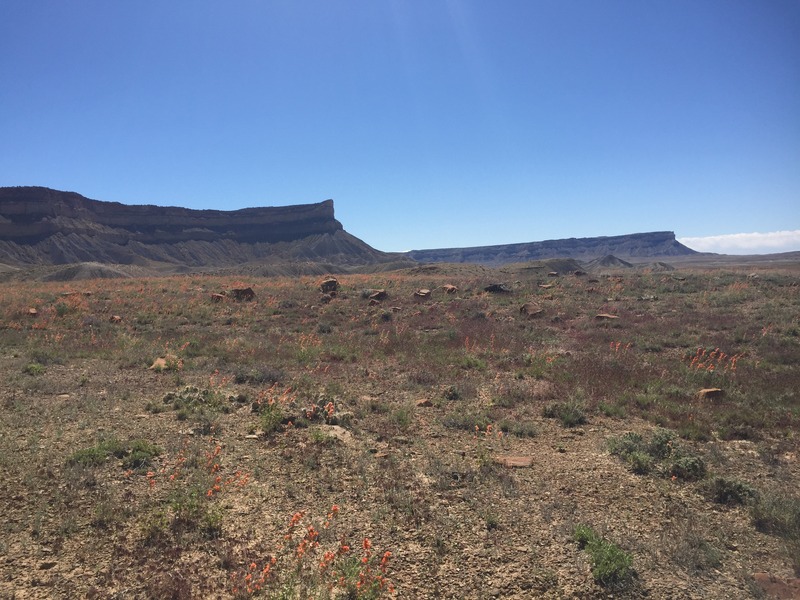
[
  {"xmin": 595, "ymin": 313, "xmax": 619, "ymax": 320},
  {"xmin": 752, "ymin": 572, "xmax": 800, "ymax": 599},
  {"xmin": 697, "ymin": 388, "xmax": 725, "ymax": 401},
  {"xmin": 494, "ymin": 455, "xmax": 534, "ymax": 468},
  {"xmin": 320, "ymin": 425, "xmax": 354, "ymax": 445}
]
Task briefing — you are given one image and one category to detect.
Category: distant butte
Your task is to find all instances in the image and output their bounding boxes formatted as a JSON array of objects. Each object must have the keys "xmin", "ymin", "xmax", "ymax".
[{"xmin": 404, "ymin": 231, "xmax": 698, "ymax": 266}]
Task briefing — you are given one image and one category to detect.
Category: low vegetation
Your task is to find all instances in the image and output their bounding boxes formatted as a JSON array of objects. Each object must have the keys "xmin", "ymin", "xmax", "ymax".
[{"xmin": 0, "ymin": 264, "xmax": 798, "ymax": 597}]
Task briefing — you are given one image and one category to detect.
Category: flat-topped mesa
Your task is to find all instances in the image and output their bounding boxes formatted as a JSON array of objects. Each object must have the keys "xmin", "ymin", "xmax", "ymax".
[
  {"xmin": 0, "ymin": 186, "xmax": 342, "ymax": 245},
  {"xmin": 406, "ymin": 231, "xmax": 698, "ymax": 265}
]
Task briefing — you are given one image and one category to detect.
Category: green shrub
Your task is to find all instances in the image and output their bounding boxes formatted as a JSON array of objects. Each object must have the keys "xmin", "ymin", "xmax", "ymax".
[
  {"xmin": 260, "ymin": 403, "xmax": 285, "ymax": 435},
  {"xmin": 704, "ymin": 477, "xmax": 758, "ymax": 506},
  {"xmin": 68, "ymin": 438, "xmax": 160, "ymax": 471},
  {"xmin": 668, "ymin": 454, "xmax": 706, "ymax": 481},
  {"xmin": 608, "ymin": 428, "xmax": 705, "ymax": 481},
  {"xmin": 751, "ymin": 491, "xmax": 800, "ymax": 539},
  {"xmin": 23, "ymin": 362, "xmax": 45, "ymax": 376},
  {"xmin": 574, "ymin": 524, "xmax": 634, "ymax": 587},
  {"xmin": 542, "ymin": 401, "xmax": 586, "ymax": 428},
  {"xmin": 626, "ymin": 451, "xmax": 653, "ymax": 475}
]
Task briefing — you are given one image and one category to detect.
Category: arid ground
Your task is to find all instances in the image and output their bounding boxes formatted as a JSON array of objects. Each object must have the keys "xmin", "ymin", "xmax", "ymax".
[{"xmin": 1, "ymin": 262, "xmax": 798, "ymax": 599}]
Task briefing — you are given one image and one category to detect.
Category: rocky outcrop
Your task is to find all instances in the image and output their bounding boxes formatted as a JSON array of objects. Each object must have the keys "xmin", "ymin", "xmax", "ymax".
[
  {"xmin": 406, "ymin": 231, "xmax": 698, "ymax": 266},
  {"xmin": 0, "ymin": 187, "xmax": 397, "ymax": 269}
]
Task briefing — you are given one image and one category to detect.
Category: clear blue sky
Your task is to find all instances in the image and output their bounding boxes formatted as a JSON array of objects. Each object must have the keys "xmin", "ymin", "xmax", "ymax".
[{"xmin": 2, "ymin": 1, "xmax": 799, "ymax": 254}]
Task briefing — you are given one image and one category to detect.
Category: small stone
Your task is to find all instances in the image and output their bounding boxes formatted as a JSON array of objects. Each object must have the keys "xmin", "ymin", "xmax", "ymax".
[
  {"xmin": 595, "ymin": 313, "xmax": 619, "ymax": 320},
  {"xmin": 494, "ymin": 455, "xmax": 534, "ymax": 468},
  {"xmin": 416, "ymin": 398, "xmax": 433, "ymax": 407}
]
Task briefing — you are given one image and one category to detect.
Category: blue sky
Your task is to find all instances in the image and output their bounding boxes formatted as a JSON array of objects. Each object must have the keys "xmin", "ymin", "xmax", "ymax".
[{"xmin": 1, "ymin": 1, "xmax": 798, "ymax": 254}]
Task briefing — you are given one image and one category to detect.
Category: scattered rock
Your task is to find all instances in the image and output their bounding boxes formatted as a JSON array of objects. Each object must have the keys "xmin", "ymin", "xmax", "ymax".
[
  {"xmin": 595, "ymin": 313, "xmax": 619, "ymax": 320},
  {"xmin": 320, "ymin": 425, "xmax": 354, "ymax": 445},
  {"xmin": 485, "ymin": 283, "xmax": 512, "ymax": 294},
  {"xmin": 149, "ymin": 355, "xmax": 177, "ymax": 370},
  {"xmin": 637, "ymin": 295, "xmax": 658, "ymax": 301},
  {"xmin": 697, "ymin": 388, "xmax": 725, "ymax": 401},
  {"xmin": 109, "ymin": 315, "xmax": 122, "ymax": 323},
  {"xmin": 752, "ymin": 572, "xmax": 800, "ymax": 599},
  {"xmin": 520, "ymin": 303, "xmax": 544, "ymax": 318},
  {"xmin": 28, "ymin": 307, "xmax": 38, "ymax": 316},
  {"xmin": 538, "ymin": 284, "xmax": 554, "ymax": 289},
  {"xmin": 442, "ymin": 284, "xmax": 458, "ymax": 294},
  {"xmin": 368, "ymin": 289, "xmax": 387, "ymax": 301},
  {"xmin": 547, "ymin": 271, "xmax": 559, "ymax": 277},
  {"xmin": 319, "ymin": 277, "xmax": 339, "ymax": 293},
  {"xmin": 573, "ymin": 270, "xmax": 587, "ymax": 276},
  {"xmin": 494, "ymin": 455, "xmax": 534, "ymax": 468},
  {"xmin": 320, "ymin": 293, "xmax": 334, "ymax": 304},
  {"xmin": 416, "ymin": 398, "xmax": 433, "ymax": 408},
  {"xmin": 413, "ymin": 289, "xmax": 432, "ymax": 301},
  {"xmin": 210, "ymin": 293, "xmax": 226, "ymax": 303}
]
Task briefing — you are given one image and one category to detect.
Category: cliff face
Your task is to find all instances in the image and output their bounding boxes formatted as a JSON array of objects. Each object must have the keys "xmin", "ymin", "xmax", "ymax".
[
  {"xmin": 0, "ymin": 187, "xmax": 390, "ymax": 268},
  {"xmin": 406, "ymin": 231, "xmax": 698, "ymax": 266}
]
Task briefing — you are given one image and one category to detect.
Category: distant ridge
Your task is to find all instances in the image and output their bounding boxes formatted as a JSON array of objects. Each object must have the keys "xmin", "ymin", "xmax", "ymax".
[
  {"xmin": 405, "ymin": 231, "xmax": 698, "ymax": 266},
  {"xmin": 0, "ymin": 186, "xmax": 403, "ymax": 271}
]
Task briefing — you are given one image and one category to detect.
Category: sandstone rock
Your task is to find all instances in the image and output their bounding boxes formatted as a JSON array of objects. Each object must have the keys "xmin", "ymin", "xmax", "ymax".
[
  {"xmin": 109, "ymin": 315, "xmax": 122, "ymax": 323},
  {"xmin": 320, "ymin": 277, "xmax": 339, "ymax": 293},
  {"xmin": 442, "ymin": 284, "xmax": 458, "ymax": 294},
  {"xmin": 520, "ymin": 303, "xmax": 543, "ymax": 318},
  {"xmin": 494, "ymin": 455, "xmax": 534, "ymax": 468},
  {"xmin": 369, "ymin": 289, "xmax": 387, "ymax": 301},
  {"xmin": 413, "ymin": 289, "xmax": 432, "ymax": 301},
  {"xmin": 697, "ymin": 388, "xmax": 724, "ymax": 401},
  {"xmin": 416, "ymin": 398, "xmax": 433, "ymax": 408},
  {"xmin": 752, "ymin": 572, "xmax": 800, "ymax": 599},
  {"xmin": 210, "ymin": 293, "xmax": 226, "ymax": 303},
  {"xmin": 28, "ymin": 308, "xmax": 38, "ymax": 316},
  {"xmin": 595, "ymin": 313, "xmax": 619, "ymax": 320}
]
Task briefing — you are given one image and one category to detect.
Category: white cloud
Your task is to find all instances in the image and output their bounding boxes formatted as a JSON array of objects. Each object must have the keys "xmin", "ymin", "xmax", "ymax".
[{"xmin": 678, "ymin": 230, "xmax": 800, "ymax": 255}]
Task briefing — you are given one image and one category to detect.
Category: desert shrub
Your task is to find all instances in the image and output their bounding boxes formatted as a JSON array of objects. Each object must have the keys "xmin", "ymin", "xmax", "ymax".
[
  {"xmin": 703, "ymin": 477, "xmax": 758, "ymax": 506},
  {"xmin": 542, "ymin": 400, "xmax": 586, "ymax": 428},
  {"xmin": 626, "ymin": 451, "xmax": 654, "ymax": 475},
  {"xmin": 598, "ymin": 401, "xmax": 626, "ymax": 418},
  {"xmin": 751, "ymin": 490, "xmax": 800, "ymax": 539},
  {"xmin": 260, "ymin": 403, "xmax": 285, "ymax": 435},
  {"xmin": 646, "ymin": 428, "xmax": 676, "ymax": 459},
  {"xmin": 493, "ymin": 381, "xmax": 529, "ymax": 408},
  {"xmin": 668, "ymin": 454, "xmax": 707, "ymax": 481},
  {"xmin": 441, "ymin": 409, "xmax": 490, "ymax": 432},
  {"xmin": 574, "ymin": 524, "xmax": 634, "ymax": 587},
  {"xmin": 660, "ymin": 511, "xmax": 722, "ymax": 574},
  {"xmin": 443, "ymin": 385, "xmax": 461, "ymax": 401},
  {"xmin": 23, "ymin": 362, "xmax": 46, "ymax": 376},
  {"xmin": 67, "ymin": 438, "xmax": 160, "ymax": 471},
  {"xmin": 497, "ymin": 419, "xmax": 537, "ymax": 438},
  {"xmin": 607, "ymin": 428, "xmax": 705, "ymax": 481}
]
